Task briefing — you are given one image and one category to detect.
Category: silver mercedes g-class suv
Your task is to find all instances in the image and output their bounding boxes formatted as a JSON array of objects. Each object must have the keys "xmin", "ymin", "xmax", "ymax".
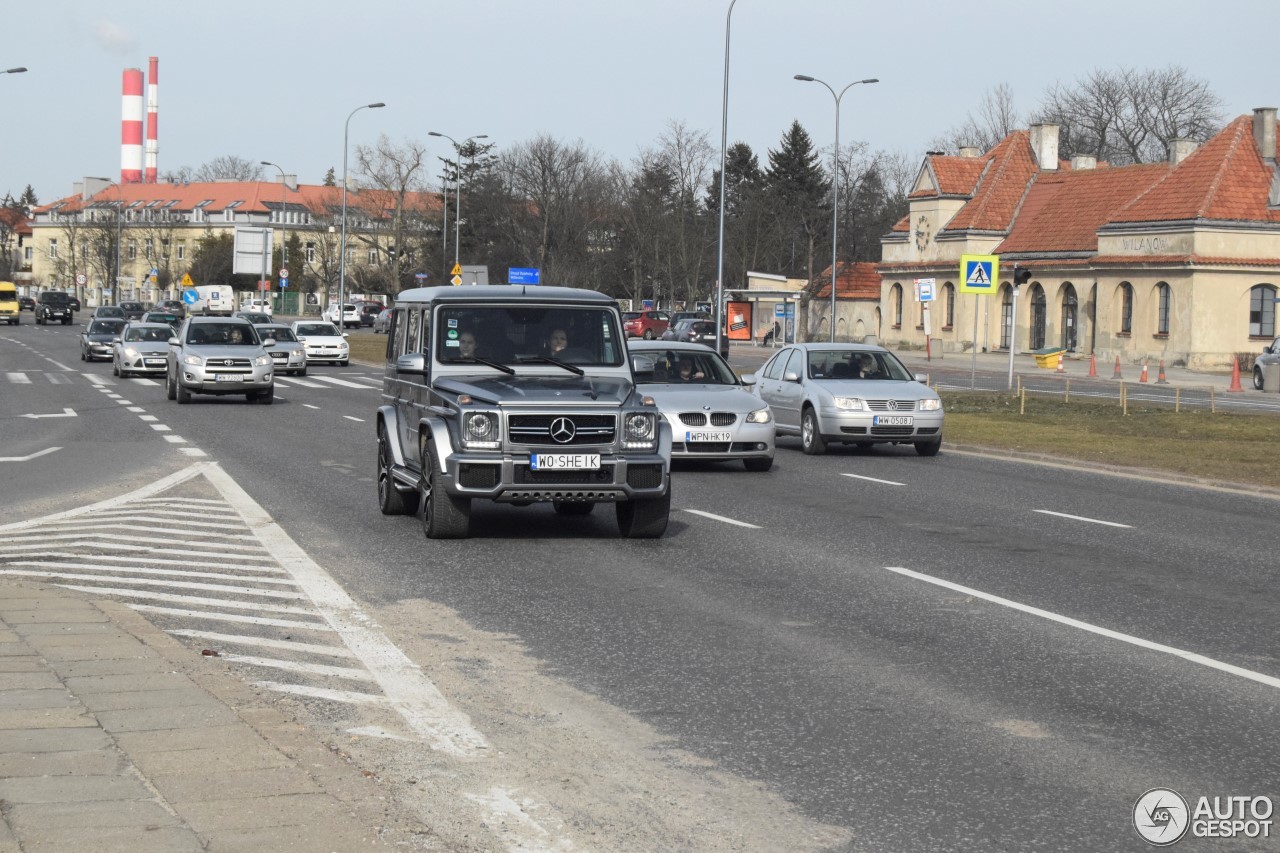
[{"xmin": 375, "ymin": 285, "xmax": 672, "ymax": 539}]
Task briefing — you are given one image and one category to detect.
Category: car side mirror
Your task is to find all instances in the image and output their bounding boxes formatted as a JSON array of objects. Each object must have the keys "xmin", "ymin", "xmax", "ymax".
[
  {"xmin": 296, "ymin": 336, "xmax": 307, "ymax": 342},
  {"xmin": 342, "ymin": 333, "xmax": 350, "ymax": 338},
  {"xmin": 112, "ymin": 336, "xmax": 122, "ymax": 343},
  {"xmin": 261, "ymin": 338, "xmax": 276, "ymax": 348},
  {"xmin": 914, "ymin": 373, "xmax": 928, "ymax": 383},
  {"xmin": 739, "ymin": 372, "xmax": 757, "ymax": 386},
  {"xmin": 167, "ymin": 337, "xmax": 179, "ymax": 346},
  {"xmin": 396, "ymin": 352, "xmax": 428, "ymax": 375},
  {"xmin": 783, "ymin": 371, "xmax": 801, "ymax": 383}
]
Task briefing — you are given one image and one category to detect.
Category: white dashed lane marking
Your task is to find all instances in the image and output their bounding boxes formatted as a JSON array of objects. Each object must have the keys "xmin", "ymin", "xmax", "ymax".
[{"xmin": 1033, "ymin": 509, "xmax": 1132, "ymax": 528}]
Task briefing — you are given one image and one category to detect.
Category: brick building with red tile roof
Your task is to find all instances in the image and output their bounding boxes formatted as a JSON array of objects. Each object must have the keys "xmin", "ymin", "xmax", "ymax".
[{"xmin": 876, "ymin": 109, "xmax": 1280, "ymax": 370}]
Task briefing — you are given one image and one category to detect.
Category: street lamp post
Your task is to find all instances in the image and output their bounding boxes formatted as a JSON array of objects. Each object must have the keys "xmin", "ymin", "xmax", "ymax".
[
  {"xmin": 429, "ymin": 131, "xmax": 488, "ymax": 278},
  {"xmin": 260, "ymin": 161, "xmax": 288, "ymax": 314},
  {"xmin": 794, "ymin": 74, "xmax": 878, "ymax": 342},
  {"xmin": 339, "ymin": 102, "xmax": 385, "ymax": 327},
  {"xmin": 714, "ymin": 0, "xmax": 739, "ymax": 356},
  {"xmin": 2, "ymin": 67, "xmax": 27, "ymax": 75}
]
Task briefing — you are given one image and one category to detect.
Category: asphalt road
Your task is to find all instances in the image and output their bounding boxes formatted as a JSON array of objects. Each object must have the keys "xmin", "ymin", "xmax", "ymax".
[{"xmin": 3, "ymin": 320, "xmax": 1278, "ymax": 851}]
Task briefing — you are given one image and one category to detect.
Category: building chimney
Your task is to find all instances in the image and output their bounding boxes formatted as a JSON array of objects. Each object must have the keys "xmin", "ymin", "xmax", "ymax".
[
  {"xmin": 120, "ymin": 68, "xmax": 144, "ymax": 184},
  {"xmin": 958, "ymin": 146, "xmax": 980, "ymax": 158},
  {"xmin": 1029, "ymin": 123, "xmax": 1060, "ymax": 171},
  {"xmin": 145, "ymin": 57, "xmax": 159, "ymax": 183},
  {"xmin": 1169, "ymin": 139, "xmax": 1198, "ymax": 166},
  {"xmin": 1253, "ymin": 107, "xmax": 1277, "ymax": 161},
  {"xmin": 1071, "ymin": 155, "xmax": 1097, "ymax": 170}
]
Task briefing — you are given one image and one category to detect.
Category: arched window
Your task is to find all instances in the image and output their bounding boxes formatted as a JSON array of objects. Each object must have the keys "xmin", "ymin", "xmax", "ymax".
[
  {"xmin": 943, "ymin": 283, "xmax": 955, "ymax": 328},
  {"xmin": 1029, "ymin": 284, "xmax": 1046, "ymax": 350},
  {"xmin": 1250, "ymin": 284, "xmax": 1277, "ymax": 337},
  {"xmin": 1157, "ymin": 282, "xmax": 1171, "ymax": 335},
  {"xmin": 891, "ymin": 283, "xmax": 903, "ymax": 328},
  {"xmin": 1119, "ymin": 282, "xmax": 1134, "ymax": 334}
]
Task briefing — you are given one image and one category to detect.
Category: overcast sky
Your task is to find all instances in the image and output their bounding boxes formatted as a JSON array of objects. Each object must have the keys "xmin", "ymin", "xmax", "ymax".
[{"xmin": 4, "ymin": 0, "xmax": 1277, "ymax": 204}]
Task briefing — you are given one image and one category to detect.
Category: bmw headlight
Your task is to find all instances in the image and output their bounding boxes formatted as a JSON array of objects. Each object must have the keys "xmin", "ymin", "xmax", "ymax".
[
  {"xmin": 462, "ymin": 412, "xmax": 499, "ymax": 448},
  {"xmin": 624, "ymin": 412, "xmax": 656, "ymax": 447},
  {"xmin": 833, "ymin": 397, "xmax": 867, "ymax": 411},
  {"xmin": 253, "ymin": 354, "xmax": 272, "ymax": 366},
  {"xmin": 918, "ymin": 398, "xmax": 943, "ymax": 411},
  {"xmin": 182, "ymin": 354, "xmax": 203, "ymax": 366},
  {"xmin": 745, "ymin": 407, "xmax": 772, "ymax": 424}
]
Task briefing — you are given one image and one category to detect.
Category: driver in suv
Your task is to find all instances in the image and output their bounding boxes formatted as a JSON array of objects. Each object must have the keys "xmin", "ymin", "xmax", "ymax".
[{"xmin": 165, "ymin": 316, "xmax": 277, "ymax": 405}]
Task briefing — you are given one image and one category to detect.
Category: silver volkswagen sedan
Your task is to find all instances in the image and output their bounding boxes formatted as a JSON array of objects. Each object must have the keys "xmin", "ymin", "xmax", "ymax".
[
  {"xmin": 112, "ymin": 322, "xmax": 175, "ymax": 377},
  {"xmin": 754, "ymin": 343, "xmax": 943, "ymax": 456},
  {"xmin": 630, "ymin": 341, "xmax": 774, "ymax": 471}
]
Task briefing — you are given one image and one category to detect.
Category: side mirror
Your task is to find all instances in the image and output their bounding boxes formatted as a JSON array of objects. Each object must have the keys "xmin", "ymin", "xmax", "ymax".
[
  {"xmin": 914, "ymin": 373, "xmax": 928, "ymax": 383},
  {"xmin": 342, "ymin": 333, "xmax": 350, "ymax": 338},
  {"xmin": 167, "ymin": 337, "xmax": 179, "ymax": 346},
  {"xmin": 112, "ymin": 336, "xmax": 122, "ymax": 344},
  {"xmin": 261, "ymin": 338, "xmax": 277, "ymax": 348},
  {"xmin": 739, "ymin": 372, "xmax": 757, "ymax": 386},
  {"xmin": 396, "ymin": 352, "xmax": 428, "ymax": 376},
  {"xmin": 296, "ymin": 336, "xmax": 307, "ymax": 342},
  {"xmin": 783, "ymin": 370, "xmax": 801, "ymax": 383}
]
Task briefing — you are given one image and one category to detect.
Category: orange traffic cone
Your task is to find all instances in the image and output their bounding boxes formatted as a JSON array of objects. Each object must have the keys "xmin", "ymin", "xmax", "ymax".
[
  {"xmin": 1112, "ymin": 356, "xmax": 1123, "ymax": 379},
  {"xmin": 1139, "ymin": 361, "xmax": 1148, "ymax": 383},
  {"xmin": 1088, "ymin": 353, "xmax": 1097, "ymax": 377},
  {"xmin": 1228, "ymin": 358, "xmax": 1244, "ymax": 392},
  {"xmin": 1155, "ymin": 359, "xmax": 1168, "ymax": 384}
]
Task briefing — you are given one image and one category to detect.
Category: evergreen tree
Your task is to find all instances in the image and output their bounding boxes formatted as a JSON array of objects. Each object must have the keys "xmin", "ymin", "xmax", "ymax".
[{"xmin": 764, "ymin": 121, "xmax": 830, "ymax": 280}]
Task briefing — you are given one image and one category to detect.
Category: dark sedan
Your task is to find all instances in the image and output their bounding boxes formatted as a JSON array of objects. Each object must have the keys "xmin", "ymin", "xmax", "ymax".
[
  {"xmin": 18, "ymin": 296, "xmax": 35, "ymax": 311},
  {"xmin": 671, "ymin": 319, "xmax": 729, "ymax": 359},
  {"xmin": 79, "ymin": 318, "xmax": 127, "ymax": 362},
  {"xmin": 119, "ymin": 301, "xmax": 147, "ymax": 320}
]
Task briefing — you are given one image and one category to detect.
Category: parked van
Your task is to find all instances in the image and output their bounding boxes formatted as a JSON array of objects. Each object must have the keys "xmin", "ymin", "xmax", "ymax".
[
  {"xmin": 193, "ymin": 284, "xmax": 234, "ymax": 316},
  {"xmin": 0, "ymin": 281, "xmax": 18, "ymax": 325}
]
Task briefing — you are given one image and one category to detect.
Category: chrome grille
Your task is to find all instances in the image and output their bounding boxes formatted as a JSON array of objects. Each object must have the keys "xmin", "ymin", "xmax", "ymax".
[
  {"xmin": 679, "ymin": 413, "xmax": 706, "ymax": 426},
  {"xmin": 508, "ymin": 414, "xmax": 616, "ymax": 447},
  {"xmin": 710, "ymin": 412, "xmax": 736, "ymax": 426},
  {"xmin": 867, "ymin": 400, "xmax": 918, "ymax": 412}
]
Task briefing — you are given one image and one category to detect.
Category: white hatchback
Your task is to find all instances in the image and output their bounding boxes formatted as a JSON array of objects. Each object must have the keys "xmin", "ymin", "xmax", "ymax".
[
  {"xmin": 242, "ymin": 299, "xmax": 273, "ymax": 316},
  {"xmin": 291, "ymin": 320, "xmax": 349, "ymax": 366}
]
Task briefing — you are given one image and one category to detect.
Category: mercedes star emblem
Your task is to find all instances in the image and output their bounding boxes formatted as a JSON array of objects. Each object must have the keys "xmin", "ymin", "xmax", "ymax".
[{"xmin": 549, "ymin": 417, "xmax": 577, "ymax": 443}]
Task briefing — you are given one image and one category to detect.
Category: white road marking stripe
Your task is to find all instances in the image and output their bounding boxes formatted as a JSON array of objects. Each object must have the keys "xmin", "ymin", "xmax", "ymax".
[
  {"xmin": 6, "ymin": 519, "xmax": 258, "ymax": 536},
  {"xmin": 841, "ymin": 473, "xmax": 907, "ymax": 486},
  {"xmin": 127, "ymin": 407, "xmax": 145, "ymax": 413},
  {"xmin": 1033, "ymin": 509, "xmax": 1132, "ymax": 528},
  {"xmin": 0, "ymin": 533, "xmax": 261, "ymax": 551},
  {"xmin": 55, "ymin": 584, "xmax": 324, "ymax": 616},
  {"xmin": 150, "ymin": 424, "xmax": 171, "ymax": 431},
  {"xmin": 3, "ymin": 561, "xmax": 296, "ymax": 584},
  {"xmin": 130, "ymin": 604, "xmax": 335, "ymax": 631},
  {"xmin": 343, "ymin": 415, "xmax": 365, "ymax": 422},
  {"xmin": 6, "ymin": 372, "xmax": 30, "ymax": 384},
  {"xmin": 681, "ymin": 509, "xmax": 761, "ymax": 529},
  {"xmin": 312, "ymin": 375, "xmax": 373, "ymax": 389},
  {"xmin": 885, "ymin": 566, "xmax": 1280, "ymax": 691},
  {"xmin": 129, "ymin": 378, "xmax": 158, "ymax": 385},
  {"xmin": 46, "ymin": 374, "xmax": 70, "ymax": 385},
  {"xmin": 220, "ymin": 653, "xmax": 375, "ymax": 681},
  {"xmin": 303, "ymin": 404, "xmax": 320, "ymax": 410},
  {"xmin": 280, "ymin": 377, "xmax": 325, "ymax": 388},
  {"xmin": 201, "ymin": 462, "xmax": 489, "ymax": 755},
  {"xmin": 179, "ymin": 448, "xmax": 207, "ymax": 457},
  {"xmin": 163, "ymin": 435, "xmax": 187, "ymax": 444},
  {"xmin": 0, "ymin": 447, "xmax": 61, "ymax": 463},
  {"xmin": 6, "ymin": 552, "xmax": 285, "ymax": 573},
  {"xmin": 139, "ymin": 415, "xmax": 158, "ymax": 422},
  {"xmin": 168, "ymin": 629, "xmax": 356, "ymax": 658},
  {"xmin": 86, "ymin": 507, "xmax": 241, "ymax": 520},
  {"xmin": 254, "ymin": 681, "xmax": 387, "ymax": 705},
  {"xmin": 3, "ymin": 570, "xmax": 306, "ymax": 599},
  {"xmin": 46, "ymin": 361, "xmax": 73, "ymax": 371},
  {"xmin": 135, "ymin": 497, "xmax": 228, "ymax": 506},
  {"xmin": 115, "ymin": 399, "xmax": 132, "ymax": 405}
]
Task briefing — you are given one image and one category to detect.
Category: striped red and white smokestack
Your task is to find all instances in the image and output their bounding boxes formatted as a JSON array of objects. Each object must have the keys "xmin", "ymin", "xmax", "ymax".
[
  {"xmin": 120, "ymin": 67, "xmax": 144, "ymax": 184},
  {"xmin": 144, "ymin": 56, "xmax": 158, "ymax": 183}
]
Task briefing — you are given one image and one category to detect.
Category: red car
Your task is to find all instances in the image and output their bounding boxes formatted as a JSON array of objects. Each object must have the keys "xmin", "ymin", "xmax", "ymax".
[{"xmin": 623, "ymin": 309, "xmax": 670, "ymax": 339}]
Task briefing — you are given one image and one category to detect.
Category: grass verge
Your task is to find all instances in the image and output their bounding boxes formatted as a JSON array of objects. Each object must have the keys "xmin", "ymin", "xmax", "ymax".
[{"xmin": 347, "ymin": 335, "xmax": 388, "ymax": 364}]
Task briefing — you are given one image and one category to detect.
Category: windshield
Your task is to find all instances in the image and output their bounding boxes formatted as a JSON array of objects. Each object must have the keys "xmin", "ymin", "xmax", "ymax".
[
  {"xmin": 123, "ymin": 326, "xmax": 172, "ymax": 342},
  {"xmin": 631, "ymin": 349, "xmax": 737, "ymax": 385},
  {"xmin": 437, "ymin": 305, "xmax": 625, "ymax": 366},
  {"xmin": 87, "ymin": 320, "xmax": 126, "ymax": 335},
  {"xmin": 807, "ymin": 350, "xmax": 914, "ymax": 381},
  {"xmin": 295, "ymin": 323, "xmax": 340, "ymax": 337},
  {"xmin": 185, "ymin": 323, "xmax": 259, "ymax": 346},
  {"xmin": 262, "ymin": 327, "xmax": 297, "ymax": 342},
  {"xmin": 95, "ymin": 307, "xmax": 125, "ymax": 317}
]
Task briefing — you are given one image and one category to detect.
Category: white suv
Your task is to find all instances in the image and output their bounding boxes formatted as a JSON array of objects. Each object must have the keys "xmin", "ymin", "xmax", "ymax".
[
  {"xmin": 324, "ymin": 302, "xmax": 360, "ymax": 327},
  {"xmin": 242, "ymin": 299, "xmax": 273, "ymax": 316}
]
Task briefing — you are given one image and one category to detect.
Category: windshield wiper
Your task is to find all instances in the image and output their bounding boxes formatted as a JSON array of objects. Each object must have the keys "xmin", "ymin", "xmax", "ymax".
[
  {"xmin": 517, "ymin": 356, "xmax": 585, "ymax": 376},
  {"xmin": 458, "ymin": 356, "xmax": 516, "ymax": 375}
]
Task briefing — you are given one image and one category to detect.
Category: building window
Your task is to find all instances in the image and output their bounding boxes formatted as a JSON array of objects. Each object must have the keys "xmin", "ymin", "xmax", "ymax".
[
  {"xmin": 176, "ymin": 241, "xmax": 186, "ymax": 261},
  {"xmin": 23, "ymin": 246, "xmax": 32, "ymax": 262},
  {"xmin": 305, "ymin": 242, "xmax": 315, "ymax": 263},
  {"xmin": 1000, "ymin": 285, "xmax": 1013, "ymax": 349},
  {"xmin": 128, "ymin": 241, "xmax": 137, "ymax": 260},
  {"xmin": 368, "ymin": 249, "xmax": 379, "ymax": 265},
  {"xmin": 1157, "ymin": 282, "xmax": 1171, "ymax": 335},
  {"xmin": 891, "ymin": 283, "xmax": 903, "ymax": 328},
  {"xmin": 145, "ymin": 238, "xmax": 154, "ymax": 259},
  {"xmin": 48, "ymin": 238, "xmax": 57, "ymax": 259},
  {"xmin": 1119, "ymin": 282, "xmax": 1134, "ymax": 334},
  {"xmin": 1250, "ymin": 284, "xmax": 1277, "ymax": 337},
  {"xmin": 943, "ymin": 283, "xmax": 955, "ymax": 328}
]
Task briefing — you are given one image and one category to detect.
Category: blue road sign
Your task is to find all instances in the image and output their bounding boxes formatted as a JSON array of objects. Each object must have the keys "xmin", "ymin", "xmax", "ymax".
[
  {"xmin": 508, "ymin": 267, "xmax": 540, "ymax": 285},
  {"xmin": 181, "ymin": 289, "xmax": 199, "ymax": 305},
  {"xmin": 279, "ymin": 277, "xmax": 288, "ymax": 289}
]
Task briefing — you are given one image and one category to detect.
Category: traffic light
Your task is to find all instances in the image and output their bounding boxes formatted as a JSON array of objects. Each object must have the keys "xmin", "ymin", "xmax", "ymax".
[{"xmin": 1013, "ymin": 265, "xmax": 1032, "ymax": 285}]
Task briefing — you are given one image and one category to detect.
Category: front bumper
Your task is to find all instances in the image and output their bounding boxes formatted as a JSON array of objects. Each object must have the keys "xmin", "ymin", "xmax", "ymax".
[
  {"xmin": 667, "ymin": 417, "xmax": 774, "ymax": 460},
  {"xmin": 304, "ymin": 346, "xmax": 348, "ymax": 363},
  {"xmin": 819, "ymin": 407, "xmax": 945, "ymax": 441},
  {"xmin": 442, "ymin": 448, "xmax": 670, "ymax": 503},
  {"xmin": 85, "ymin": 343, "xmax": 114, "ymax": 360},
  {"xmin": 120, "ymin": 353, "xmax": 169, "ymax": 373},
  {"xmin": 177, "ymin": 363, "xmax": 274, "ymax": 393}
]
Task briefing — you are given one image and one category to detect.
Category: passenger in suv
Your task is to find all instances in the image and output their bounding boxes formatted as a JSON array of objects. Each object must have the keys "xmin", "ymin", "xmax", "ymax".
[
  {"xmin": 35, "ymin": 292, "xmax": 74, "ymax": 325},
  {"xmin": 165, "ymin": 316, "xmax": 277, "ymax": 405},
  {"xmin": 375, "ymin": 285, "xmax": 673, "ymax": 539}
]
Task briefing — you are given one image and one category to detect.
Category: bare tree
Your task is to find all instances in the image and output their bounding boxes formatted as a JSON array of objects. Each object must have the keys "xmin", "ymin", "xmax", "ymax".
[
  {"xmin": 193, "ymin": 156, "xmax": 264, "ymax": 182},
  {"xmin": 354, "ymin": 135, "xmax": 434, "ymax": 293},
  {"xmin": 931, "ymin": 84, "xmax": 1022, "ymax": 154}
]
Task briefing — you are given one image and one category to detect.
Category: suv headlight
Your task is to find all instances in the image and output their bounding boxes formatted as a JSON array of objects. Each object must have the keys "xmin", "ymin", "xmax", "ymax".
[
  {"xmin": 461, "ymin": 412, "xmax": 500, "ymax": 448},
  {"xmin": 745, "ymin": 407, "xmax": 772, "ymax": 424},
  {"xmin": 253, "ymin": 354, "xmax": 272, "ymax": 366},
  {"xmin": 624, "ymin": 412, "xmax": 656, "ymax": 447},
  {"xmin": 918, "ymin": 398, "xmax": 942, "ymax": 411},
  {"xmin": 182, "ymin": 354, "xmax": 203, "ymax": 366},
  {"xmin": 833, "ymin": 397, "xmax": 867, "ymax": 411}
]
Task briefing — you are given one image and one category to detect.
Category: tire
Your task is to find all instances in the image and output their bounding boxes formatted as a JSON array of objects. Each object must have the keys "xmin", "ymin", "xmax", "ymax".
[
  {"xmin": 377, "ymin": 425, "xmax": 416, "ymax": 515},
  {"xmin": 80, "ymin": 350, "xmax": 86, "ymax": 362},
  {"xmin": 642, "ymin": 329, "xmax": 654, "ymax": 340},
  {"xmin": 298, "ymin": 366, "xmax": 307, "ymax": 377},
  {"xmin": 166, "ymin": 369, "xmax": 177, "ymax": 400},
  {"xmin": 256, "ymin": 385, "xmax": 274, "ymax": 405},
  {"xmin": 176, "ymin": 381, "xmax": 191, "ymax": 404},
  {"xmin": 339, "ymin": 359, "xmax": 349, "ymax": 367},
  {"xmin": 743, "ymin": 457, "xmax": 773, "ymax": 472},
  {"xmin": 112, "ymin": 360, "xmax": 120, "ymax": 377},
  {"xmin": 801, "ymin": 407, "xmax": 827, "ymax": 455},
  {"xmin": 914, "ymin": 436, "xmax": 943, "ymax": 457},
  {"xmin": 616, "ymin": 481, "xmax": 671, "ymax": 538},
  {"xmin": 1254, "ymin": 366, "xmax": 1265, "ymax": 391},
  {"xmin": 553, "ymin": 501, "xmax": 595, "ymax": 516},
  {"xmin": 420, "ymin": 443, "xmax": 470, "ymax": 539}
]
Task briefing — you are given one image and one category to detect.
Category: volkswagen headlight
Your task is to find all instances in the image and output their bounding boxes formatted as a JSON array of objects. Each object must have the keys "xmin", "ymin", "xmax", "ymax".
[
  {"xmin": 918, "ymin": 398, "xmax": 942, "ymax": 411},
  {"xmin": 833, "ymin": 397, "xmax": 867, "ymax": 411},
  {"xmin": 624, "ymin": 412, "xmax": 656, "ymax": 447},
  {"xmin": 253, "ymin": 354, "xmax": 272, "ymax": 366},
  {"xmin": 462, "ymin": 412, "xmax": 499, "ymax": 448},
  {"xmin": 745, "ymin": 407, "xmax": 772, "ymax": 424},
  {"xmin": 182, "ymin": 354, "xmax": 203, "ymax": 366},
  {"xmin": 339, "ymin": 341, "xmax": 349, "ymax": 350}
]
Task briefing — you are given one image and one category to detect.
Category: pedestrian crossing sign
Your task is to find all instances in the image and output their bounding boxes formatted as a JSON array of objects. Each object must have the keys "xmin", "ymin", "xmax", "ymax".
[{"xmin": 959, "ymin": 254, "xmax": 999, "ymax": 294}]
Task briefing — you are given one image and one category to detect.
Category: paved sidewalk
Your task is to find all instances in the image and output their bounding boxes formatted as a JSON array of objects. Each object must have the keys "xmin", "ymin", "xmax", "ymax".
[{"xmin": 0, "ymin": 581, "xmax": 405, "ymax": 852}]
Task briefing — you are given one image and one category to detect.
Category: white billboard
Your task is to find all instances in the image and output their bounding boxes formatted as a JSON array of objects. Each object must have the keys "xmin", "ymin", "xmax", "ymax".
[{"xmin": 233, "ymin": 226, "xmax": 273, "ymax": 276}]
